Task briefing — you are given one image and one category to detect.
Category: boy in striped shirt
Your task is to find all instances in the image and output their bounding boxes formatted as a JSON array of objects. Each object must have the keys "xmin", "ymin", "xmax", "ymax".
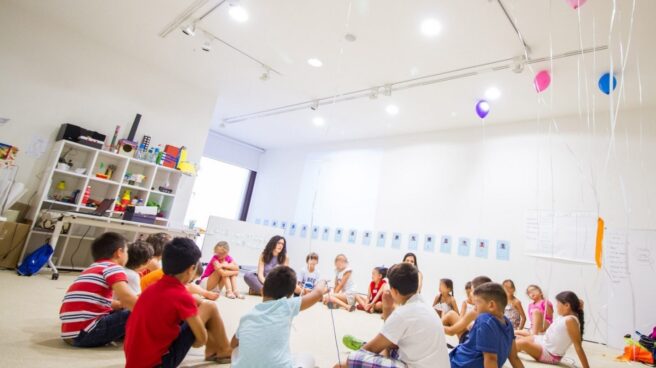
[{"xmin": 59, "ymin": 232, "xmax": 138, "ymax": 347}]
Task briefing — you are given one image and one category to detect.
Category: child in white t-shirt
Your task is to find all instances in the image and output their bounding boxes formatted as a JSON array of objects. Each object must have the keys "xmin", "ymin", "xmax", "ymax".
[
  {"xmin": 295, "ymin": 252, "xmax": 321, "ymax": 296},
  {"xmin": 323, "ymin": 254, "xmax": 356, "ymax": 311},
  {"xmin": 338, "ymin": 263, "xmax": 450, "ymax": 368},
  {"xmin": 116, "ymin": 240, "xmax": 153, "ymax": 297}
]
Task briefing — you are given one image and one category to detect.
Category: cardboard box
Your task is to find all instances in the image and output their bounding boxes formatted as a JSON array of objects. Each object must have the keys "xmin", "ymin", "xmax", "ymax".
[{"xmin": 0, "ymin": 221, "xmax": 30, "ymax": 269}]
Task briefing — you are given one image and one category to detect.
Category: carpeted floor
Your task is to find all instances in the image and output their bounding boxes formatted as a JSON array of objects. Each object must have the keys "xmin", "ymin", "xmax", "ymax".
[{"xmin": 0, "ymin": 270, "xmax": 625, "ymax": 367}]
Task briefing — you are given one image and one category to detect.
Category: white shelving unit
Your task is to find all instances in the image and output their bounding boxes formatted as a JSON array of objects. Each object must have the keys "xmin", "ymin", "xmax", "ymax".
[{"xmin": 21, "ymin": 140, "xmax": 185, "ymax": 270}]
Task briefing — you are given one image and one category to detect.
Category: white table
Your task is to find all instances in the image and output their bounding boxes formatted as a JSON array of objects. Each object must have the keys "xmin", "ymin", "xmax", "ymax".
[{"xmin": 45, "ymin": 212, "xmax": 194, "ymax": 280}]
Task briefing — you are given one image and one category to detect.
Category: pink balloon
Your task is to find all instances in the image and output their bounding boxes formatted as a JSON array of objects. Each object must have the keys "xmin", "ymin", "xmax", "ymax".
[
  {"xmin": 565, "ymin": 0, "xmax": 587, "ymax": 9},
  {"xmin": 534, "ymin": 70, "xmax": 551, "ymax": 93}
]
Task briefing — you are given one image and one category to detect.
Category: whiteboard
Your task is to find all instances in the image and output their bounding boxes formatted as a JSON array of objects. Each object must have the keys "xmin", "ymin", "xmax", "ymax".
[
  {"xmin": 605, "ymin": 228, "xmax": 656, "ymax": 348},
  {"xmin": 525, "ymin": 210, "xmax": 598, "ymax": 263},
  {"xmin": 201, "ymin": 216, "xmax": 284, "ymax": 266}
]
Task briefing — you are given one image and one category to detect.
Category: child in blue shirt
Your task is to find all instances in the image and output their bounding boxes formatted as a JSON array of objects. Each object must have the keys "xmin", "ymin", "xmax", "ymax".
[
  {"xmin": 450, "ymin": 282, "xmax": 524, "ymax": 368},
  {"xmin": 231, "ymin": 265, "xmax": 327, "ymax": 368}
]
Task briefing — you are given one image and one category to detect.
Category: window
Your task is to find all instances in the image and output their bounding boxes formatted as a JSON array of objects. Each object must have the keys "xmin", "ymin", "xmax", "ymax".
[{"xmin": 184, "ymin": 157, "xmax": 252, "ymax": 231}]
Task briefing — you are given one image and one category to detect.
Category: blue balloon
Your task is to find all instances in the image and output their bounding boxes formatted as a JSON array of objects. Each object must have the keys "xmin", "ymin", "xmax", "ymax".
[{"xmin": 598, "ymin": 72, "xmax": 617, "ymax": 95}]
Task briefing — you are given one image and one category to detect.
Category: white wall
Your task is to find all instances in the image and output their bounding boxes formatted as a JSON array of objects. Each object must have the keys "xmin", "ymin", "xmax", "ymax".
[
  {"xmin": 0, "ymin": 2, "xmax": 218, "ymax": 226},
  {"xmin": 248, "ymin": 107, "xmax": 656, "ymax": 345}
]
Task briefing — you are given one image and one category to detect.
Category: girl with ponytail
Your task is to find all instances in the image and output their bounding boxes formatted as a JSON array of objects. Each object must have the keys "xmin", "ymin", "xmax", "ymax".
[{"xmin": 515, "ymin": 291, "xmax": 590, "ymax": 368}]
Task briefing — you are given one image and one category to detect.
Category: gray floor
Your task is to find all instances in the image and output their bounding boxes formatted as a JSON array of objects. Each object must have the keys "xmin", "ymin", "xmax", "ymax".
[{"xmin": 0, "ymin": 270, "xmax": 626, "ymax": 367}]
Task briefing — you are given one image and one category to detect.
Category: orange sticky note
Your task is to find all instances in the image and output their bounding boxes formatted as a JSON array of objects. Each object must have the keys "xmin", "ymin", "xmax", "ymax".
[{"xmin": 595, "ymin": 217, "xmax": 604, "ymax": 269}]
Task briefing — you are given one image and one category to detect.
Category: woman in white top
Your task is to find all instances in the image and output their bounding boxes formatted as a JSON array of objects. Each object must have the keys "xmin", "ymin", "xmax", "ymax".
[
  {"xmin": 323, "ymin": 254, "xmax": 357, "ymax": 311},
  {"xmin": 402, "ymin": 253, "xmax": 423, "ymax": 293},
  {"xmin": 516, "ymin": 291, "xmax": 590, "ymax": 368}
]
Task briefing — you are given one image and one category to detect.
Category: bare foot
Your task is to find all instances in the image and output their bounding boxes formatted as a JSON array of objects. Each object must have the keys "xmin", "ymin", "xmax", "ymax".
[
  {"xmin": 203, "ymin": 291, "xmax": 220, "ymax": 301},
  {"xmin": 226, "ymin": 291, "xmax": 237, "ymax": 299}
]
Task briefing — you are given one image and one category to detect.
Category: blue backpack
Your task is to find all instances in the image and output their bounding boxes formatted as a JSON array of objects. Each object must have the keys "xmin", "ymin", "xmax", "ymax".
[{"xmin": 17, "ymin": 243, "xmax": 54, "ymax": 276}]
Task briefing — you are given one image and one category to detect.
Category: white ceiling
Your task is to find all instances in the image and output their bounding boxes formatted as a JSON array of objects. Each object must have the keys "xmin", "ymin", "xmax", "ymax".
[{"xmin": 9, "ymin": 0, "xmax": 656, "ymax": 149}]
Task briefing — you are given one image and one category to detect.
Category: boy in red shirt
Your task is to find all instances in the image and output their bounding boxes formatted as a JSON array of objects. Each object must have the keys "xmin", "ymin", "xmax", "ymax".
[
  {"xmin": 59, "ymin": 232, "xmax": 138, "ymax": 347},
  {"xmin": 124, "ymin": 237, "xmax": 232, "ymax": 367}
]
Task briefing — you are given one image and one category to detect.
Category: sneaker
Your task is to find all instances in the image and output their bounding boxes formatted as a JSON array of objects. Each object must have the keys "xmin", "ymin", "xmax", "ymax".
[{"xmin": 342, "ymin": 335, "xmax": 365, "ymax": 351}]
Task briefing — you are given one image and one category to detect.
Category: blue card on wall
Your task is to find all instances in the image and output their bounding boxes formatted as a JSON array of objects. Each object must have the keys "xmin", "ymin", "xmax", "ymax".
[
  {"xmin": 289, "ymin": 223, "xmax": 297, "ymax": 236},
  {"xmin": 475, "ymin": 239, "xmax": 489, "ymax": 258},
  {"xmin": 263, "ymin": 219, "xmax": 270, "ymax": 226},
  {"xmin": 271, "ymin": 220, "xmax": 278, "ymax": 227},
  {"xmin": 335, "ymin": 228, "xmax": 343, "ymax": 242},
  {"xmin": 392, "ymin": 233, "xmax": 402, "ymax": 249},
  {"xmin": 376, "ymin": 232, "xmax": 386, "ymax": 248},
  {"xmin": 424, "ymin": 234, "xmax": 436, "ymax": 252},
  {"xmin": 408, "ymin": 233, "xmax": 419, "ymax": 250},
  {"xmin": 281, "ymin": 222, "xmax": 287, "ymax": 230},
  {"xmin": 440, "ymin": 236, "xmax": 452, "ymax": 254},
  {"xmin": 348, "ymin": 229, "xmax": 357, "ymax": 244},
  {"xmin": 300, "ymin": 225, "xmax": 308, "ymax": 238},
  {"xmin": 311, "ymin": 226, "xmax": 320, "ymax": 239},
  {"xmin": 255, "ymin": 218, "xmax": 261, "ymax": 225},
  {"xmin": 458, "ymin": 238, "xmax": 471, "ymax": 256},
  {"xmin": 496, "ymin": 240, "xmax": 510, "ymax": 261},
  {"xmin": 322, "ymin": 227, "xmax": 330, "ymax": 241},
  {"xmin": 362, "ymin": 231, "xmax": 372, "ymax": 246}
]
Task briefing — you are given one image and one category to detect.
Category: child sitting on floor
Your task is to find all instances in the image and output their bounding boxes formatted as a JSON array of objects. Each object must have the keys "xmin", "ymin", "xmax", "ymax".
[
  {"xmin": 355, "ymin": 266, "xmax": 388, "ymax": 313},
  {"xmin": 516, "ymin": 291, "xmax": 590, "ymax": 368},
  {"xmin": 124, "ymin": 237, "xmax": 233, "ymax": 367},
  {"xmin": 338, "ymin": 263, "xmax": 450, "ymax": 368},
  {"xmin": 140, "ymin": 238, "xmax": 219, "ymax": 300},
  {"xmin": 59, "ymin": 232, "xmax": 138, "ymax": 347},
  {"xmin": 295, "ymin": 252, "xmax": 321, "ymax": 296},
  {"xmin": 518, "ymin": 284, "xmax": 553, "ymax": 336},
  {"xmin": 200, "ymin": 241, "xmax": 243, "ymax": 299},
  {"xmin": 432, "ymin": 278, "xmax": 458, "ymax": 317},
  {"xmin": 449, "ymin": 282, "xmax": 524, "ymax": 368},
  {"xmin": 461, "ymin": 281, "xmax": 476, "ymax": 316},
  {"xmin": 141, "ymin": 232, "xmax": 171, "ymax": 275},
  {"xmin": 442, "ymin": 276, "xmax": 491, "ymax": 341},
  {"xmin": 323, "ymin": 254, "xmax": 357, "ymax": 311},
  {"xmin": 231, "ymin": 266, "xmax": 328, "ymax": 368},
  {"xmin": 503, "ymin": 279, "xmax": 526, "ymax": 330},
  {"xmin": 116, "ymin": 240, "xmax": 153, "ymax": 296}
]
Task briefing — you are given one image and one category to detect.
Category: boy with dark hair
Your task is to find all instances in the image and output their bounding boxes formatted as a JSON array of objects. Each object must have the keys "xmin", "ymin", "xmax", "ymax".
[
  {"xmin": 450, "ymin": 282, "xmax": 524, "ymax": 368},
  {"xmin": 143, "ymin": 232, "xmax": 171, "ymax": 273},
  {"xmin": 122, "ymin": 241, "xmax": 154, "ymax": 294},
  {"xmin": 339, "ymin": 263, "xmax": 449, "ymax": 368},
  {"xmin": 59, "ymin": 232, "xmax": 138, "ymax": 347},
  {"xmin": 232, "ymin": 265, "xmax": 328, "ymax": 367},
  {"xmin": 444, "ymin": 275, "xmax": 493, "ymax": 338},
  {"xmin": 124, "ymin": 237, "xmax": 232, "ymax": 367}
]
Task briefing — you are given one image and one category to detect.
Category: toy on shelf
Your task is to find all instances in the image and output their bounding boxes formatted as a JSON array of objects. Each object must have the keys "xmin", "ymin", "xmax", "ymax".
[
  {"xmin": 163, "ymin": 145, "xmax": 180, "ymax": 168},
  {"xmin": 118, "ymin": 139, "xmax": 137, "ymax": 158},
  {"xmin": 53, "ymin": 180, "xmax": 67, "ymax": 201},
  {"xmin": 114, "ymin": 189, "xmax": 132, "ymax": 212},
  {"xmin": 124, "ymin": 172, "xmax": 146, "ymax": 186},
  {"xmin": 81, "ymin": 186, "xmax": 91, "ymax": 205},
  {"xmin": 109, "ymin": 125, "xmax": 120, "ymax": 153},
  {"xmin": 95, "ymin": 163, "xmax": 116, "ymax": 180}
]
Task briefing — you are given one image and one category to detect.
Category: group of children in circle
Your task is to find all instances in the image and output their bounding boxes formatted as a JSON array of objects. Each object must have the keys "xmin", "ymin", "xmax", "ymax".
[{"xmin": 59, "ymin": 231, "xmax": 591, "ymax": 368}]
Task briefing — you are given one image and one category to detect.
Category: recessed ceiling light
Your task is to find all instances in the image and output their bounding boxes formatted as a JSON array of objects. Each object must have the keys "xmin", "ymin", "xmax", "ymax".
[
  {"xmin": 386, "ymin": 105, "xmax": 399, "ymax": 115},
  {"xmin": 484, "ymin": 86, "xmax": 501, "ymax": 100},
  {"xmin": 229, "ymin": 5, "xmax": 249, "ymax": 22},
  {"xmin": 451, "ymin": 112, "xmax": 457, "ymax": 117},
  {"xmin": 420, "ymin": 18, "xmax": 442, "ymax": 37},
  {"xmin": 307, "ymin": 58, "xmax": 323, "ymax": 67},
  {"xmin": 312, "ymin": 117, "xmax": 325, "ymax": 126}
]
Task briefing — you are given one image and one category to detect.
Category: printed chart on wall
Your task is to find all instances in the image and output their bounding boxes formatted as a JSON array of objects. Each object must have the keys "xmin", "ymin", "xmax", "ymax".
[
  {"xmin": 604, "ymin": 228, "xmax": 656, "ymax": 348},
  {"xmin": 201, "ymin": 216, "xmax": 283, "ymax": 265},
  {"xmin": 525, "ymin": 210, "xmax": 598, "ymax": 263}
]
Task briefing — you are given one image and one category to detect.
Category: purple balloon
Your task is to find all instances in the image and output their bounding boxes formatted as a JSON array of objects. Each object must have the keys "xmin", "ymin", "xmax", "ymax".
[{"xmin": 476, "ymin": 100, "xmax": 490, "ymax": 119}]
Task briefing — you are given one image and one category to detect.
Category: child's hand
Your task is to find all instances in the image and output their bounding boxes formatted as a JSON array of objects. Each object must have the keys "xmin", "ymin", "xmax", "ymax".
[
  {"xmin": 212, "ymin": 260, "xmax": 221, "ymax": 269},
  {"xmin": 315, "ymin": 280, "xmax": 328, "ymax": 294}
]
